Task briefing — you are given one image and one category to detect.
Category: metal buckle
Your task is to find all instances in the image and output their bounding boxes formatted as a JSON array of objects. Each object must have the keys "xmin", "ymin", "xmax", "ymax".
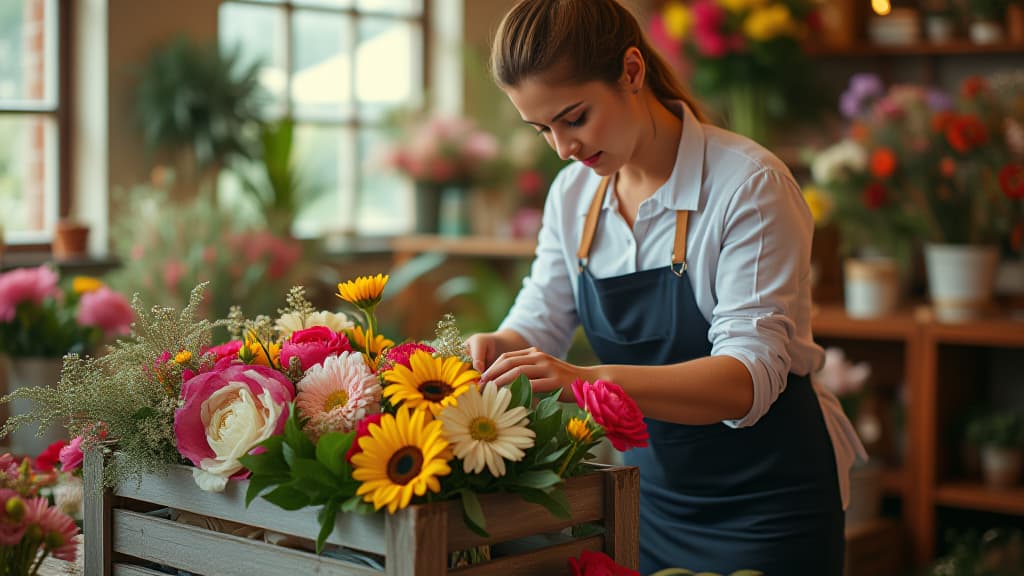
[
  {"xmin": 577, "ymin": 257, "xmax": 588, "ymax": 273},
  {"xmin": 670, "ymin": 254, "xmax": 687, "ymax": 277}
]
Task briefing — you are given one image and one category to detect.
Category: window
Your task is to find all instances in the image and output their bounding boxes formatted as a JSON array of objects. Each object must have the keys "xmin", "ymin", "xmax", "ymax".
[
  {"xmin": 219, "ymin": 0, "xmax": 426, "ymax": 237},
  {"xmin": 0, "ymin": 0, "xmax": 66, "ymax": 247}
]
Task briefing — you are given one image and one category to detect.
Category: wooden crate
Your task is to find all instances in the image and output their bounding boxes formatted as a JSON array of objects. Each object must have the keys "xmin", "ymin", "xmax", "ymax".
[
  {"xmin": 83, "ymin": 452, "xmax": 638, "ymax": 576},
  {"xmin": 845, "ymin": 519, "xmax": 905, "ymax": 576}
]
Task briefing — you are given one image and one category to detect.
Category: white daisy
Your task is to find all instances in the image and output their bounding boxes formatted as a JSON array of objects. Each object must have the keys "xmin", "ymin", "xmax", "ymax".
[
  {"xmin": 439, "ymin": 382, "xmax": 535, "ymax": 477},
  {"xmin": 295, "ymin": 351, "xmax": 381, "ymax": 441}
]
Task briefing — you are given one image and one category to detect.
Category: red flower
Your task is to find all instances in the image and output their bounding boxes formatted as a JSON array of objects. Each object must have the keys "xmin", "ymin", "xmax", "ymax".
[
  {"xmin": 571, "ymin": 379, "xmax": 648, "ymax": 451},
  {"xmin": 999, "ymin": 164, "xmax": 1024, "ymax": 199},
  {"xmin": 869, "ymin": 148, "xmax": 897, "ymax": 179},
  {"xmin": 939, "ymin": 157, "xmax": 957, "ymax": 179},
  {"xmin": 945, "ymin": 114, "xmax": 988, "ymax": 154},
  {"xmin": 568, "ymin": 550, "xmax": 640, "ymax": 576},
  {"xmin": 280, "ymin": 326, "xmax": 353, "ymax": 372},
  {"xmin": 34, "ymin": 440, "xmax": 67, "ymax": 473},
  {"xmin": 961, "ymin": 75, "xmax": 987, "ymax": 100},
  {"xmin": 862, "ymin": 183, "xmax": 888, "ymax": 210}
]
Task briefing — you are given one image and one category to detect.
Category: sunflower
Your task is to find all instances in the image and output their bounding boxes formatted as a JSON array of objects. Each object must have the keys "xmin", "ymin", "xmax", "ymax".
[
  {"xmin": 347, "ymin": 326, "xmax": 396, "ymax": 371},
  {"xmin": 336, "ymin": 274, "xmax": 389, "ymax": 309},
  {"xmin": 351, "ymin": 407, "xmax": 450, "ymax": 513},
  {"xmin": 383, "ymin": 350, "xmax": 477, "ymax": 416},
  {"xmin": 439, "ymin": 382, "xmax": 535, "ymax": 477}
]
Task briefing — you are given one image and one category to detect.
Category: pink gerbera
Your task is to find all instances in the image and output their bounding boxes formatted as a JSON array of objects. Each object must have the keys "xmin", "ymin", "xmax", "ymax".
[
  {"xmin": 295, "ymin": 351, "xmax": 382, "ymax": 441},
  {"xmin": 0, "ymin": 489, "xmax": 27, "ymax": 546},
  {"xmin": 25, "ymin": 496, "xmax": 79, "ymax": 562}
]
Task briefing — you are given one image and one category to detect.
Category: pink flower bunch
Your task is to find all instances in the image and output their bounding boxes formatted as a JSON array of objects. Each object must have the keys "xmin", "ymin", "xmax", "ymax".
[
  {"xmin": 387, "ymin": 114, "xmax": 499, "ymax": 186},
  {"xmin": 77, "ymin": 286, "xmax": 135, "ymax": 336},
  {"xmin": 377, "ymin": 342, "xmax": 435, "ymax": 372},
  {"xmin": 280, "ymin": 326, "xmax": 353, "ymax": 372},
  {"xmin": 0, "ymin": 487, "xmax": 79, "ymax": 568},
  {"xmin": 571, "ymin": 379, "xmax": 649, "ymax": 451},
  {"xmin": 0, "ymin": 265, "xmax": 59, "ymax": 322},
  {"xmin": 227, "ymin": 231, "xmax": 304, "ymax": 281}
]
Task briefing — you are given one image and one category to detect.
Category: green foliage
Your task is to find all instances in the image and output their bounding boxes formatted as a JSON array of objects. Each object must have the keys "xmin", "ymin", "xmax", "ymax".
[
  {"xmin": 965, "ymin": 410, "xmax": 1024, "ymax": 448},
  {"xmin": 930, "ymin": 527, "xmax": 1024, "ymax": 575},
  {"xmin": 0, "ymin": 290, "xmax": 100, "ymax": 358},
  {"xmin": 966, "ymin": 0, "xmax": 1010, "ymax": 19}
]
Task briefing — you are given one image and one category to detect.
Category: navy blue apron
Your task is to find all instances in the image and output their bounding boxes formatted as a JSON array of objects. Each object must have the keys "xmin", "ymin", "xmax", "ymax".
[{"xmin": 575, "ymin": 177, "xmax": 844, "ymax": 575}]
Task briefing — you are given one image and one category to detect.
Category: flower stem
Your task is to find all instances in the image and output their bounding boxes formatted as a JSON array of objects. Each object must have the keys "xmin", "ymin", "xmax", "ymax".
[{"xmin": 557, "ymin": 442, "xmax": 578, "ymax": 478}]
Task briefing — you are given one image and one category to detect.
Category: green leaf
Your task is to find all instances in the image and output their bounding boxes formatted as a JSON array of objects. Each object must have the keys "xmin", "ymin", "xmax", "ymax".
[
  {"xmin": 315, "ymin": 431, "xmax": 355, "ymax": 479},
  {"xmin": 291, "ymin": 458, "xmax": 338, "ymax": 500},
  {"xmin": 284, "ymin": 405, "xmax": 316, "ymax": 458},
  {"xmin": 263, "ymin": 484, "xmax": 310, "ymax": 511},
  {"xmin": 517, "ymin": 487, "xmax": 571, "ymax": 519},
  {"xmin": 508, "ymin": 374, "xmax": 532, "ymax": 409},
  {"xmin": 533, "ymin": 395, "xmax": 561, "ymax": 421},
  {"xmin": 533, "ymin": 387, "xmax": 563, "ymax": 405},
  {"xmin": 533, "ymin": 443, "xmax": 571, "ymax": 467},
  {"xmin": 341, "ymin": 494, "xmax": 374, "ymax": 514},
  {"xmin": 459, "ymin": 490, "xmax": 489, "ymax": 538},
  {"xmin": 244, "ymin": 474, "xmax": 289, "ymax": 507},
  {"xmin": 514, "ymin": 470, "xmax": 562, "ymax": 490},
  {"xmin": 238, "ymin": 436, "xmax": 286, "ymax": 475},
  {"xmin": 315, "ymin": 500, "xmax": 340, "ymax": 554}
]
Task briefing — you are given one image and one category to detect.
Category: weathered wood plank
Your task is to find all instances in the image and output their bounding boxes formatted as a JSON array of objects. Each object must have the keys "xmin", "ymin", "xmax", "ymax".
[
  {"xmin": 386, "ymin": 503, "xmax": 448, "ymax": 576},
  {"xmin": 112, "ymin": 509, "xmax": 381, "ymax": 576},
  {"xmin": 113, "ymin": 564, "xmax": 173, "ymax": 576},
  {"xmin": 114, "ymin": 463, "xmax": 385, "ymax": 555},
  {"xmin": 449, "ymin": 535, "xmax": 603, "ymax": 576},
  {"xmin": 445, "ymin": 471, "xmax": 605, "ymax": 551},
  {"xmin": 603, "ymin": 465, "xmax": 639, "ymax": 569},
  {"xmin": 84, "ymin": 451, "xmax": 112, "ymax": 576}
]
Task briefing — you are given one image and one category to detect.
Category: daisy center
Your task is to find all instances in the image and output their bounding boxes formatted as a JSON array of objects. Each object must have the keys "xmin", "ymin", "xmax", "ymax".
[
  {"xmin": 418, "ymin": 380, "xmax": 454, "ymax": 402},
  {"xmin": 468, "ymin": 417, "xmax": 498, "ymax": 442},
  {"xmin": 324, "ymin": 390, "xmax": 350, "ymax": 412},
  {"xmin": 386, "ymin": 446, "xmax": 424, "ymax": 485}
]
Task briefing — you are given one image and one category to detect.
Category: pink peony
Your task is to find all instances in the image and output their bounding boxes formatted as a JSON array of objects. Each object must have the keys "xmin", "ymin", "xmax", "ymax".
[
  {"xmin": 0, "ymin": 265, "xmax": 60, "ymax": 322},
  {"xmin": 280, "ymin": 326, "xmax": 352, "ymax": 372},
  {"xmin": 571, "ymin": 379, "xmax": 648, "ymax": 451},
  {"xmin": 378, "ymin": 342, "xmax": 435, "ymax": 372},
  {"xmin": 174, "ymin": 364, "xmax": 294, "ymax": 492},
  {"xmin": 296, "ymin": 352, "xmax": 382, "ymax": 441},
  {"xmin": 568, "ymin": 550, "xmax": 640, "ymax": 576},
  {"xmin": 59, "ymin": 436, "xmax": 84, "ymax": 473},
  {"xmin": 346, "ymin": 413, "xmax": 383, "ymax": 463},
  {"xmin": 76, "ymin": 286, "xmax": 135, "ymax": 335}
]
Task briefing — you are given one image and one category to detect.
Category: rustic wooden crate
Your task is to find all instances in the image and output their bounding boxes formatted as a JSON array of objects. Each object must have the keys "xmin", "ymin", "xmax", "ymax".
[{"xmin": 83, "ymin": 452, "xmax": 639, "ymax": 576}]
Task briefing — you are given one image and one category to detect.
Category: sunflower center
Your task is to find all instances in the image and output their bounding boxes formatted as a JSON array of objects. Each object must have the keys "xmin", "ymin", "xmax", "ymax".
[
  {"xmin": 418, "ymin": 380, "xmax": 454, "ymax": 402},
  {"xmin": 324, "ymin": 390, "xmax": 349, "ymax": 412},
  {"xmin": 469, "ymin": 417, "xmax": 498, "ymax": 442},
  {"xmin": 386, "ymin": 446, "xmax": 424, "ymax": 485}
]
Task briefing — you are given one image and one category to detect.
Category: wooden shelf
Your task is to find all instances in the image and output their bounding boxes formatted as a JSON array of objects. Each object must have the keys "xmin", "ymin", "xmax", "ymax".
[
  {"xmin": 390, "ymin": 235, "xmax": 536, "ymax": 259},
  {"xmin": 935, "ymin": 482, "xmax": 1024, "ymax": 516},
  {"xmin": 882, "ymin": 468, "xmax": 906, "ymax": 496},
  {"xmin": 807, "ymin": 41, "xmax": 1024, "ymax": 57},
  {"xmin": 924, "ymin": 316, "xmax": 1024, "ymax": 348},
  {"xmin": 811, "ymin": 305, "xmax": 919, "ymax": 341}
]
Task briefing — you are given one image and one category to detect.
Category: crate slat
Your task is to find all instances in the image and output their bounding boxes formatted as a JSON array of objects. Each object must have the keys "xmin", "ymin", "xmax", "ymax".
[
  {"xmin": 449, "ymin": 535, "xmax": 604, "ymax": 576},
  {"xmin": 114, "ymin": 463, "xmax": 386, "ymax": 555},
  {"xmin": 113, "ymin": 509, "xmax": 382, "ymax": 576},
  {"xmin": 113, "ymin": 564, "xmax": 175, "ymax": 576},
  {"xmin": 445, "ymin": 472, "xmax": 605, "ymax": 551}
]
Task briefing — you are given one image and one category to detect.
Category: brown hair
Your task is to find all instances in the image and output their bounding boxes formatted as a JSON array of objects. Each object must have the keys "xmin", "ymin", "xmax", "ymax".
[{"xmin": 491, "ymin": 0, "xmax": 707, "ymax": 122}]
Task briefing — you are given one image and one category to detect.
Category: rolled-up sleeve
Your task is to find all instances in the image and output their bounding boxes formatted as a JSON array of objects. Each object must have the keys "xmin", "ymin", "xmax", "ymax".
[
  {"xmin": 710, "ymin": 168, "xmax": 812, "ymax": 428},
  {"xmin": 498, "ymin": 173, "xmax": 579, "ymax": 358}
]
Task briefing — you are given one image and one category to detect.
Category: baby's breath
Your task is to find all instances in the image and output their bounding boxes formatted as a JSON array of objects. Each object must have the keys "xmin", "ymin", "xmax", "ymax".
[{"xmin": 433, "ymin": 313, "xmax": 465, "ymax": 360}]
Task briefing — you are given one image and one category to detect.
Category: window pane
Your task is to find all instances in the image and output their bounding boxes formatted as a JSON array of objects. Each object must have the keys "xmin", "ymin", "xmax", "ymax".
[
  {"xmin": 0, "ymin": 0, "xmax": 57, "ymax": 107},
  {"xmin": 0, "ymin": 114, "xmax": 57, "ymax": 241},
  {"xmin": 292, "ymin": 11, "xmax": 352, "ymax": 121},
  {"xmin": 356, "ymin": 0, "xmax": 422, "ymax": 16},
  {"xmin": 358, "ymin": 128, "xmax": 411, "ymax": 235},
  {"xmin": 293, "ymin": 125, "xmax": 356, "ymax": 236},
  {"xmin": 357, "ymin": 17, "xmax": 421, "ymax": 123},
  {"xmin": 219, "ymin": 2, "xmax": 288, "ymax": 117},
  {"xmin": 294, "ymin": 0, "xmax": 353, "ymax": 8}
]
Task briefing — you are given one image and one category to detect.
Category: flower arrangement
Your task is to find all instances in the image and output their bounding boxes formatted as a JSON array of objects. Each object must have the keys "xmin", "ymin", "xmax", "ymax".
[
  {"xmin": 0, "ymin": 266, "xmax": 133, "ymax": 358},
  {"xmin": 649, "ymin": 0, "xmax": 819, "ymax": 142},
  {"xmin": 2, "ymin": 274, "xmax": 648, "ymax": 556},
  {"xmin": 0, "ymin": 451, "xmax": 80, "ymax": 574},
  {"xmin": 385, "ymin": 113, "xmax": 500, "ymax": 187},
  {"xmin": 565, "ymin": 550, "xmax": 763, "ymax": 576},
  {"xmin": 812, "ymin": 73, "xmax": 1024, "ymax": 260}
]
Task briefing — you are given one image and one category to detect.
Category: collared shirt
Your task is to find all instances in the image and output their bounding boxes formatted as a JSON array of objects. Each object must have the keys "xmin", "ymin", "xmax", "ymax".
[{"xmin": 499, "ymin": 101, "xmax": 865, "ymax": 507}]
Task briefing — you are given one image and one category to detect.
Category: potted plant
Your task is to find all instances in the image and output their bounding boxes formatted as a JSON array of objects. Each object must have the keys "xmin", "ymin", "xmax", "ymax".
[
  {"xmin": 966, "ymin": 409, "xmax": 1024, "ymax": 488},
  {"xmin": 965, "ymin": 0, "xmax": 1009, "ymax": 44},
  {"xmin": 922, "ymin": 0, "xmax": 959, "ymax": 43}
]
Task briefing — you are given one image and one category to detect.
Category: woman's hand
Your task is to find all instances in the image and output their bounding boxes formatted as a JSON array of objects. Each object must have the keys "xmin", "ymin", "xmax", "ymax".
[{"xmin": 479, "ymin": 347, "xmax": 585, "ymax": 399}]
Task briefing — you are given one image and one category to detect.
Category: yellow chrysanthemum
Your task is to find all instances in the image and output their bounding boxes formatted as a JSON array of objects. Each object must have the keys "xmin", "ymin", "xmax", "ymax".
[
  {"xmin": 240, "ymin": 332, "xmax": 281, "ymax": 368},
  {"xmin": 347, "ymin": 326, "xmax": 395, "ymax": 357},
  {"xmin": 662, "ymin": 2, "xmax": 692, "ymax": 41},
  {"xmin": 383, "ymin": 350, "xmax": 477, "ymax": 416},
  {"xmin": 174, "ymin": 350, "xmax": 193, "ymax": 364},
  {"xmin": 72, "ymin": 276, "xmax": 104, "ymax": 295},
  {"xmin": 351, "ymin": 407, "xmax": 451, "ymax": 513},
  {"xmin": 337, "ymin": 274, "xmax": 389, "ymax": 309},
  {"xmin": 566, "ymin": 417, "xmax": 593, "ymax": 443},
  {"xmin": 743, "ymin": 4, "xmax": 795, "ymax": 42}
]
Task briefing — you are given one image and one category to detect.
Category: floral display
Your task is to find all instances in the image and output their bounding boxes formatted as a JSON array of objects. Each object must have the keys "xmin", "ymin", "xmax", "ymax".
[
  {"xmin": 385, "ymin": 114, "xmax": 500, "ymax": 187},
  {"xmin": 566, "ymin": 549, "xmax": 764, "ymax": 576},
  {"xmin": 0, "ymin": 266, "xmax": 133, "ymax": 358},
  {"xmin": 2, "ymin": 274, "xmax": 648, "ymax": 556},
  {"xmin": 649, "ymin": 0, "xmax": 819, "ymax": 142}
]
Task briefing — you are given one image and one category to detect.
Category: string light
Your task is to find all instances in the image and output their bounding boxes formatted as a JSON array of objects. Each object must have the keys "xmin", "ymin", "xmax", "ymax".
[{"xmin": 871, "ymin": 0, "xmax": 892, "ymax": 16}]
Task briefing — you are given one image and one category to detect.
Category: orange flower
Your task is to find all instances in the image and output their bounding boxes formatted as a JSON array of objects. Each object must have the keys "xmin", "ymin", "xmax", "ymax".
[
  {"xmin": 939, "ymin": 157, "xmax": 957, "ymax": 179},
  {"xmin": 869, "ymin": 148, "xmax": 897, "ymax": 179},
  {"xmin": 945, "ymin": 114, "xmax": 988, "ymax": 153},
  {"xmin": 849, "ymin": 121, "xmax": 870, "ymax": 142}
]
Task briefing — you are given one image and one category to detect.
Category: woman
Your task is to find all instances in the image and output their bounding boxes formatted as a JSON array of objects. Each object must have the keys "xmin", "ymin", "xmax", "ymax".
[{"xmin": 466, "ymin": 0, "xmax": 865, "ymax": 574}]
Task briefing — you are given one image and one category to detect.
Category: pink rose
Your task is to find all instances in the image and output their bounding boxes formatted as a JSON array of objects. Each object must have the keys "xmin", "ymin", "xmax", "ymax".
[
  {"xmin": 571, "ymin": 379, "xmax": 648, "ymax": 451},
  {"xmin": 568, "ymin": 550, "xmax": 639, "ymax": 576},
  {"xmin": 378, "ymin": 342, "xmax": 435, "ymax": 372},
  {"xmin": 203, "ymin": 340, "xmax": 244, "ymax": 364},
  {"xmin": 280, "ymin": 326, "xmax": 352, "ymax": 372},
  {"xmin": 0, "ymin": 265, "xmax": 60, "ymax": 322},
  {"xmin": 77, "ymin": 287, "xmax": 135, "ymax": 336},
  {"xmin": 59, "ymin": 436, "xmax": 84, "ymax": 473},
  {"xmin": 174, "ymin": 364, "xmax": 295, "ymax": 491}
]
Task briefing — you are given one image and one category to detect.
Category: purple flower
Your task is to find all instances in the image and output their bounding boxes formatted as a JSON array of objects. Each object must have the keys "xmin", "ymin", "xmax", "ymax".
[
  {"xmin": 927, "ymin": 89, "xmax": 953, "ymax": 112},
  {"xmin": 839, "ymin": 73, "xmax": 884, "ymax": 120}
]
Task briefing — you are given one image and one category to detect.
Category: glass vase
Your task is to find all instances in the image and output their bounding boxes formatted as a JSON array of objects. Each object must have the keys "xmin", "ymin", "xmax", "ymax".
[{"xmin": 725, "ymin": 83, "xmax": 770, "ymax": 145}]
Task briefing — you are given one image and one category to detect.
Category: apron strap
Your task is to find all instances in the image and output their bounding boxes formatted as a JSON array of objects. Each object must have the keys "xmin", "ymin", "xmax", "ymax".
[{"xmin": 575, "ymin": 175, "xmax": 691, "ymax": 276}]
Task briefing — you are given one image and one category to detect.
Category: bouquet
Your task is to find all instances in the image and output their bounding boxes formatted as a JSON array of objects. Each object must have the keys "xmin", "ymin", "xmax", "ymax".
[
  {"xmin": 2, "ymin": 274, "xmax": 648, "ymax": 555},
  {"xmin": 385, "ymin": 113, "xmax": 500, "ymax": 187},
  {"xmin": 0, "ymin": 266, "xmax": 133, "ymax": 358}
]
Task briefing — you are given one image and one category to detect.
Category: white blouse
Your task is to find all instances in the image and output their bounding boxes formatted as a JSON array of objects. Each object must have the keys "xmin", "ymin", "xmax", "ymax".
[{"xmin": 498, "ymin": 101, "xmax": 866, "ymax": 508}]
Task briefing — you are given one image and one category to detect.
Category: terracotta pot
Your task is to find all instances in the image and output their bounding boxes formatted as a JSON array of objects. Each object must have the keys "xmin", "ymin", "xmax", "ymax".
[{"xmin": 52, "ymin": 221, "xmax": 90, "ymax": 260}]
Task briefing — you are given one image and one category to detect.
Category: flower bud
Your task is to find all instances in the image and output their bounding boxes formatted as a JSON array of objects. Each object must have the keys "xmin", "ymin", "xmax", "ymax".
[{"xmin": 5, "ymin": 496, "xmax": 25, "ymax": 522}]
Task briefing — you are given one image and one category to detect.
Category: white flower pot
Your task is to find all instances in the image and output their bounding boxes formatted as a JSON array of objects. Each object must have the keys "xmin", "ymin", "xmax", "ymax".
[
  {"xmin": 844, "ymin": 258, "xmax": 900, "ymax": 319},
  {"xmin": 980, "ymin": 446, "xmax": 1023, "ymax": 489},
  {"xmin": 3, "ymin": 357, "xmax": 66, "ymax": 456},
  {"xmin": 969, "ymin": 20, "xmax": 1004, "ymax": 45},
  {"xmin": 925, "ymin": 244, "xmax": 999, "ymax": 323},
  {"xmin": 846, "ymin": 461, "xmax": 883, "ymax": 528}
]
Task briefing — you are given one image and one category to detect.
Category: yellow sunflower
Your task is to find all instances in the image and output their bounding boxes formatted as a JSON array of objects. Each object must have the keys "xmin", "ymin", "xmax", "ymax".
[
  {"xmin": 383, "ymin": 350, "xmax": 477, "ymax": 416},
  {"xmin": 351, "ymin": 407, "xmax": 450, "ymax": 513},
  {"xmin": 336, "ymin": 274, "xmax": 389, "ymax": 309}
]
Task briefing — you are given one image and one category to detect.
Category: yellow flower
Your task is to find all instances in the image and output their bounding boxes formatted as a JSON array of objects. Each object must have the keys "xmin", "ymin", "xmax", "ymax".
[
  {"xmin": 336, "ymin": 274, "xmax": 389, "ymax": 309},
  {"xmin": 72, "ymin": 276, "xmax": 104, "ymax": 295},
  {"xmin": 174, "ymin": 350, "xmax": 193, "ymax": 364},
  {"xmin": 743, "ymin": 4, "xmax": 795, "ymax": 42},
  {"xmin": 717, "ymin": 0, "xmax": 766, "ymax": 14},
  {"xmin": 566, "ymin": 417, "xmax": 593, "ymax": 443},
  {"xmin": 383, "ymin": 350, "xmax": 477, "ymax": 416},
  {"xmin": 662, "ymin": 2, "xmax": 692, "ymax": 41},
  {"xmin": 241, "ymin": 332, "xmax": 281, "ymax": 369},
  {"xmin": 802, "ymin": 185, "xmax": 834, "ymax": 227},
  {"xmin": 352, "ymin": 407, "xmax": 450, "ymax": 513},
  {"xmin": 347, "ymin": 326, "xmax": 395, "ymax": 356}
]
